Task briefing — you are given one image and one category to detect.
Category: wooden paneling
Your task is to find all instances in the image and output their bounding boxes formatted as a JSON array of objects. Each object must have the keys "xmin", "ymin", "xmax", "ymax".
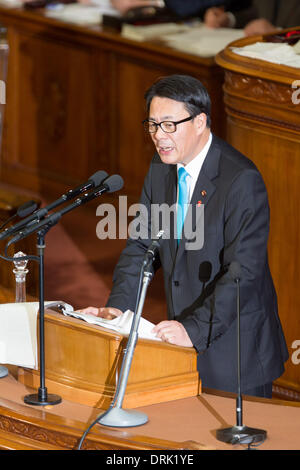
[
  {"xmin": 3, "ymin": 27, "xmax": 111, "ymax": 196},
  {"xmin": 0, "ymin": 7, "xmax": 225, "ymax": 202}
]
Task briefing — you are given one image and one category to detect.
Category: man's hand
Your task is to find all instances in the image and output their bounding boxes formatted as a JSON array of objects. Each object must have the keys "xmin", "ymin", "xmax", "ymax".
[
  {"xmin": 204, "ymin": 7, "xmax": 230, "ymax": 28},
  {"xmin": 111, "ymin": 0, "xmax": 159, "ymax": 14},
  {"xmin": 152, "ymin": 320, "xmax": 193, "ymax": 347},
  {"xmin": 244, "ymin": 19, "xmax": 278, "ymax": 37},
  {"xmin": 78, "ymin": 306, "xmax": 123, "ymax": 320}
]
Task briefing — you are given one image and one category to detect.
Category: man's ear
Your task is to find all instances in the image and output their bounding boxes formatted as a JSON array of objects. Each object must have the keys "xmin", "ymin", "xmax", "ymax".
[{"xmin": 195, "ymin": 113, "xmax": 207, "ymax": 134}]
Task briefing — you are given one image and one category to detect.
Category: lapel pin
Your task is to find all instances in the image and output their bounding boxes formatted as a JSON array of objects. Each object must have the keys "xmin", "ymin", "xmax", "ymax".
[{"xmin": 201, "ymin": 190, "xmax": 207, "ymax": 197}]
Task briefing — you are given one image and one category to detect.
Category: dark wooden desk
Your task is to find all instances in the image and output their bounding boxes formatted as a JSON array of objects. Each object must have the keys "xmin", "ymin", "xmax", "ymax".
[{"xmin": 0, "ymin": 6, "xmax": 225, "ymax": 202}]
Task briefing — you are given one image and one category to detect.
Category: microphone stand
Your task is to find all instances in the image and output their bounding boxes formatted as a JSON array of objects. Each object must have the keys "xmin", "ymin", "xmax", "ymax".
[
  {"xmin": 3, "ymin": 175, "xmax": 123, "ymax": 405},
  {"xmin": 23, "ymin": 227, "xmax": 61, "ymax": 406},
  {"xmin": 216, "ymin": 275, "xmax": 267, "ymax": 448},
  {"xmin": 98, "ymin": 260, "xmax": 154, "ymax": 428}
]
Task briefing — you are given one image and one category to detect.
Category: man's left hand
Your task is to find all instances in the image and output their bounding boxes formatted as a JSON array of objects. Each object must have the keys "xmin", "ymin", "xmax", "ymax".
[{"xmin": 152, "ymin": 320, "xmax": 193, "ymax": 347}]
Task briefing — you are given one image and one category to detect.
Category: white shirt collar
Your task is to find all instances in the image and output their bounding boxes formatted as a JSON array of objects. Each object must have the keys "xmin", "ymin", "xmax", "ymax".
[{"xmin": 177, "ymin": 132, "xmax": 212, "ymax": 200}]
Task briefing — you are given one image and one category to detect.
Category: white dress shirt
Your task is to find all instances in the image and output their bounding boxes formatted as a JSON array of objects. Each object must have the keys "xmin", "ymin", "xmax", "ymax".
[{"xmin": 177, "ymin": 132, "xmax": 212, "ymax": 202}]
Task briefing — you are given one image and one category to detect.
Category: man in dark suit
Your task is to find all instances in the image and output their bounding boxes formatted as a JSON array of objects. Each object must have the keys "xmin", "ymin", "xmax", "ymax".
[
  {"xmin": 82, "ymin": 75, "xmax": 288, "ymax": 397},
  {"xmin": 204, "ymin": 0, "xmax": 300, "ymax": 35},
  {"xmin": 164, "ymin": 0, "xmax": 252, "ymax": 20},
  {"xmin": 110, "ymin": 0, "xmax": 252, "ymax": 20}
]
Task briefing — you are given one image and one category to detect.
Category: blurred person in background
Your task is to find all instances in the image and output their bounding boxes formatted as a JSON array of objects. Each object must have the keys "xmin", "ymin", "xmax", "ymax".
[{"xmin": 204, "ymin": 0, "xmax": 300, "ymax": 36}]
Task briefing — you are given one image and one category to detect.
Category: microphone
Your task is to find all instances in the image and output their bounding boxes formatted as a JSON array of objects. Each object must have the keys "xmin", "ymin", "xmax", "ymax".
[
  {"xmin": 17, "ymin": 200, "xmax": 39, "ymax": 218},
  {"xmin": 143, "ymin": 230, "xmax": 165, "ymax": 268},
  {"xmin": 6, "ymin": 174, "xmax": 124, "ymax": 245},
  {"xmin": 0, "ymin": 200, "xmax": 38, "ymax": 231},
  {"xmin": 0, "ymin": 170, "xmax": 108, "ymax": 240},
  {"xmin": 64, "ymin": 170, "xmax": 109, "ymax": 198},
  {"xmin": 67, "ymin": 173, "xmax": 124, "ymax": 205},
  {"xmin": 98, "ymin": 173, "xmax": 124, "ymax": 194},
  {"xmin": 216, "ymin": 261, "xmax": 267, "ymax": 448}
]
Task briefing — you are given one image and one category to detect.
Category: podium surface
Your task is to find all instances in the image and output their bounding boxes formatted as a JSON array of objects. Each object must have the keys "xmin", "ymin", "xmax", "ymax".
[{"xmin": 1, "ymin": 374, "xmax": 300, "ymax": 450}]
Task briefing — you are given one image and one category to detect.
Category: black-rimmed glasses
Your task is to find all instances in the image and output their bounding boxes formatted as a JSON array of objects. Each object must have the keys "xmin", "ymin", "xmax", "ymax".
[{"xmin": 142, "ymin": 115, "xmax": 196, "ymax": 134}]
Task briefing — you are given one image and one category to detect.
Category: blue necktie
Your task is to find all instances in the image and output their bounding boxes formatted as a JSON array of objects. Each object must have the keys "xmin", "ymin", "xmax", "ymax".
[{"xmin": 177, "ymin": 167, "xmax": 189, "ymax": 243}]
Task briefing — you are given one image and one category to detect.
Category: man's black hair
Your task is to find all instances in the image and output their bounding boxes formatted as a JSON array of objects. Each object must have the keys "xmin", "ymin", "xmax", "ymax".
[{"xmin": 144, "ymin": 74, "xmax": 211, "ymax": 128}]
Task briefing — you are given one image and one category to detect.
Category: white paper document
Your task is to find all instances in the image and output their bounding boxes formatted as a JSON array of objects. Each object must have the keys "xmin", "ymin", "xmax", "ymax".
[
  {"xmin": 0, "ymin": 302, "xmax": 41, "ymax": 369},
  {"xmin": 122, "ymin": 22, "xmax": 190, "ymax": 42},
  {"xmin": 60, "ymin": 303, "xmax": 161, "ymax": 341},
  {"xmin": 45, "ymin": 2, "xmax": 120, "ymax": 26},
  {"xmin": 122, "ymin": 22, "xmax": 244, "ymax": 57},
  {"xmin": 231, "ymin": 41, "xmax": 300, "ymax": 68},
  {"xmin": 162, "ymin": 25, "xmax": 244, "ymax": 57},
  {"xmin": 0, "ymin": 301, "xmax": 69, "ymax": 369}
]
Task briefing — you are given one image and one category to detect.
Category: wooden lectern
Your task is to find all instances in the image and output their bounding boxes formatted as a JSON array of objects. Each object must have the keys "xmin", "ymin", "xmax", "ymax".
[{"xmin": 18, "ymin": 309, "xmax": 200, "ymax": 409}]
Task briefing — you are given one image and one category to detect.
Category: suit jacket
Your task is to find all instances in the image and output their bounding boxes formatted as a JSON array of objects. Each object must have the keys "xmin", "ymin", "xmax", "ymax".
[
  {"xmin": 233, "ymin": 0, "xmax": 300, "ymax": 29},
  {"xmin": 255, "ymin": 0, "xmax": 300, "ymax": 28},
  {"xmin": 164, "ymin": 0, "xmax": 252, "ymax": 18},
  {"xmin": 106, "ymin": 134, "xmax": 288, "ymax": 393}
]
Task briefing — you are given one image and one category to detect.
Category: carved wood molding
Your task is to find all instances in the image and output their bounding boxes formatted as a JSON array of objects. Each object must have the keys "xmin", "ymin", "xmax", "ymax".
[
  {"xmin": 0, "ymin": 411, "xmax": 208, "ymax": 450},
  {"xmin": 224, "ymin": 71, "xmax": 297, "ymax": 107},
  {"xmin": 0, "ymin": 411, "xmax": 149, "ymax": 450},
  {"xmin": 0, "ymin": 413, "xmax": 78, "ymax": 450},
  {"xmin": 223, "ymin": 71, "xmax": 300, "ymax": 133},
  {"xmin": 272, "ymin": 384, "xmax": 300, "ymax": 402}
]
